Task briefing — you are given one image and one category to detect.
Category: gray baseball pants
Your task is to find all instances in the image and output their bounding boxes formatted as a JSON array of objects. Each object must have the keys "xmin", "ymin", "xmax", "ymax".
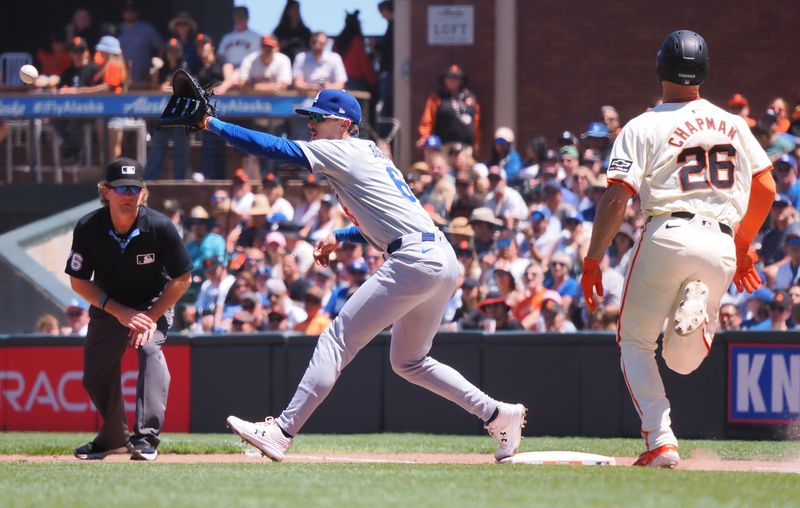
[
  {"xmin": 278, "ymin": 231, "xmax": 499, "ymax": 435},
  {"xmin": 82, "ymin": 314, "xmax": 171, "ymax": 449}
]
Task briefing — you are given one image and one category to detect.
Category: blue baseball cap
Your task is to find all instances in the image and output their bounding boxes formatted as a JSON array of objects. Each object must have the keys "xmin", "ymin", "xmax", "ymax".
[
  {"xmin": 295, "ymin": 89, "xmax": 362, "ymax": 124},
  {"xmin": 581, "ymin": 121, "xmax": 609, "ymax": 139},
  {"xmin": 423, "ymin": 135, "xmax": 442, "ymax": 149},
  {"xmin": 751, "ymin": 288, "xmax": 774, "ymax": 303},
  {"xmin": 347, "ymin": 260, "xmax": 369, "ymax": 274}
]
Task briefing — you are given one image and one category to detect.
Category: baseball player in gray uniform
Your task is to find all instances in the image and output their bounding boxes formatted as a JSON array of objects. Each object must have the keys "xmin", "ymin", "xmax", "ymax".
[{"xmin": 201, "ymin": 89, "xmax": 526, "ymax": 462}]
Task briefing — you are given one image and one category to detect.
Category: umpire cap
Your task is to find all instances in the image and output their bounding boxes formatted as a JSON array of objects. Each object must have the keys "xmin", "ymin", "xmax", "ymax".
[{"xmin": 656, "ymin": 30, "xmax": 708, "ymax": 86}]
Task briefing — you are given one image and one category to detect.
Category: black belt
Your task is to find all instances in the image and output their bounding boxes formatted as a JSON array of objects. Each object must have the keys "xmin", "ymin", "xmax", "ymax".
[
  {"xmin": 670, "ymin": 211, "xmax": 733, "ymax": 237},
  {"xmin": 387, "ymin": 232, "xmax": 436, "ymax": 254}
]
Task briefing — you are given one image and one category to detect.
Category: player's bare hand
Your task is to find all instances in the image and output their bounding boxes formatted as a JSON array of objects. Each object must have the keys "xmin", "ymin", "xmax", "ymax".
[
  {"xmin": 128, "ymin": 322, "xmax": 157, "ymax": 349},
  {"xmin": 114, "ymin": 308, "xmax": 155, "ymax": 333},
  {"xmin": 314, "ymin": 234, "xmax": 339, "ymax": 268},
  {"xmin": 581, "ymin": 257, "xmax": 604, "ymax": 312},
  {"xmin": 733, "ymin": 246, "xmax": 761, "ymax": 293}
]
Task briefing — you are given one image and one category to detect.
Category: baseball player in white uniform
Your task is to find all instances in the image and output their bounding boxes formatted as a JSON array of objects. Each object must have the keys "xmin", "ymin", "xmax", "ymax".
[
  {"xmin": 200, "ymin": 89, "xmax": 526, "ymax": 462},
  {"xmin": 581, "ymin": 30, "xmax": 775, "ymax": 468}
]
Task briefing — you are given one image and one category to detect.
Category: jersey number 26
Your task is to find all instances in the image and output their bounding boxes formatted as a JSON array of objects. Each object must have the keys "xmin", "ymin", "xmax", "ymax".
[{"xmin": 677, "ymin": 144, "xmax": 736, "ymax": 191}]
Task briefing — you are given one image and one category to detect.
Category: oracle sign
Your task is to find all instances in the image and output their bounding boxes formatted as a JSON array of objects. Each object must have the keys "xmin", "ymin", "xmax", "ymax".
[{"xmin": 0, "ymin": 345, "xmax": 190, "ymax": 431}]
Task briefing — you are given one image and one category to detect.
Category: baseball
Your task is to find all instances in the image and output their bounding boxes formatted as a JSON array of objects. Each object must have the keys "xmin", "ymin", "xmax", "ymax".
[{"xmin": 19, "ymin": 64, "xmax": 38, "ymax": 85}]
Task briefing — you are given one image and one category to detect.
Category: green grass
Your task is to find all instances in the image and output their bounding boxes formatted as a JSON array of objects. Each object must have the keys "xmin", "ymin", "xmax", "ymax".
[
  {"xmin": 2, "ymin": 433, "xmax": 800, "ymax": 508},
  {"xmin": 2, "ymin": 432, "xmax": 799, "ymax": 461}
]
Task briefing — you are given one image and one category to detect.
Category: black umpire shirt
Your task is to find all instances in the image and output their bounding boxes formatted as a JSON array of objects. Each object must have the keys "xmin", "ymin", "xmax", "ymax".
[{"xmin": 65, "ymin": 206, "xmax": 192, "ymax": 318}]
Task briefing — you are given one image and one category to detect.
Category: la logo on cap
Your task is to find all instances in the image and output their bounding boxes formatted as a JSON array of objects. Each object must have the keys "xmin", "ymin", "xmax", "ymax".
[{"xmin": 121, "ymin": 165, "xmax": 136, "ymax": 175}]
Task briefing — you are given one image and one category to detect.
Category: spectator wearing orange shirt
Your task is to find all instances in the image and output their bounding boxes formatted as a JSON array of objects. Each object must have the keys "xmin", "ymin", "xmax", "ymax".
[
  {"xmin": 293, "ymin": 287, "xmax": 332, "ymax": 335},
  {"xmin": 37, "ymin": 33, "xmax": 72, "ymax": 77},
  {"xmin": 727, "ymin": 93, "xmax": 756, "ymax": 128}
]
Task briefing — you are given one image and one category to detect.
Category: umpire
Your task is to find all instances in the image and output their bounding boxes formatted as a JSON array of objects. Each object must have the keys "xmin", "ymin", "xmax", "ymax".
[{"xmin": 65, "ymin": 157, "xmax": 191, "ymax": 461}]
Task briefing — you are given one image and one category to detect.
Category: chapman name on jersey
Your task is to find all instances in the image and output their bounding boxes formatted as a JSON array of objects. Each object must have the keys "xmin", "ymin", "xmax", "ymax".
[{"xmin": 606, "ymin": 98, "xmax": 772, "ymax": 227}]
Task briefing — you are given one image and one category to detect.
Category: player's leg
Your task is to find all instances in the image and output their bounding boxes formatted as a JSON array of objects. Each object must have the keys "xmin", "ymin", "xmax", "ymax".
[
  {"xmin": 78, "ymin": 319, "xmax": 131, "ymax": 457},
  {"xmin": 663, "ymin": 233, "xmax": 736, "ymax": 375},
  {"xmin": 130, "ymin": 321, "xmax": 170, "ymax": 461}
]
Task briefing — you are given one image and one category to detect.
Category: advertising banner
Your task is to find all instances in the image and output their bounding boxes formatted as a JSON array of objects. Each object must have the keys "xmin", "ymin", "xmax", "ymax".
[
  {"xmin": 728, "ymin": 343, "xmax": 800, "ymax": 424},
  {"xmin": 0, "ymin": 345, "xmax": 190, "ymax": 431}
]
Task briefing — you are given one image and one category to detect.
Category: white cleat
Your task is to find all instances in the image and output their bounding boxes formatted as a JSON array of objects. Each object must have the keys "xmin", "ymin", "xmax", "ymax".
[
  {"xmin": 226, "ymin": 415, "xmax": 292, "ymax": 462},
  {"xmin": 674, "ymin": 280, "xmax": 709, "ymax": 336},
  {"xmin": 486, "ymin": 403, "xmax": 527, "ymax": 461}
]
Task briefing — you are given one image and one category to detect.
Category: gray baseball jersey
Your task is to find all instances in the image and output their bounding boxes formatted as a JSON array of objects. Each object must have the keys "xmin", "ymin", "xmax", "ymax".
[{"xmin": 295, "ymin": 138, "xmax": 435, "ymax": 250}]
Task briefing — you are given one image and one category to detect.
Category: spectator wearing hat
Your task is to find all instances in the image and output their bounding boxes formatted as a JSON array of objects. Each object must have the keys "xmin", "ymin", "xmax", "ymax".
[
  {"xmin": 445, "ymin": 216, "xmax": 474, "ymax": 248},
  {"xmin": 469, "ymin": 207, "xmax": 504, "ymax": 258},
  {"xmin": 168, "ymin": 11, "xmax": 201, "ymax": 73},
  {"xmin": 488, "ymin": 127, "xmax": 523, "ymax": 183},
  {"xmin": 230, "ymin": 310, "xmax": 257, "ymax": 333},
  {"xmin": 451, "ymin": 277, "xmax": 481, "ymax": 330},
  {"xmin": 476, "ymin": 291, "xmax": 523, "ymax": 331},
  {"xmin": 750, "ymin": 293, "xmax": 791, "ymax": 331},
  {"xmin": 741, "ymin": 288, "xmax": 774, "ymax": 329},
  {"xmin": 523, "ymin": 209, "xmax": 557, "ymax": 267},
  {"xmin": 118, "ymin": 1, "xmax": 163, "ymax": 87},
  {"xmin": 292, "ymin": 31, "xmax": 347, "ymax": 93},
  {"xmin": 544, "ymin": 251, "xmax": 580, "ymax": 313},
  {"xmin": 53, "ymin": 36, "xmax": 101, "ymax": 164},
  {"xmin": 547, "ymin": 210, "xmax": 588, "ymax": 273},
  {"xmin": 774, "ymin": 225, "xmax": 800, "ymax": 291},
  {"xmin": 417, "ymin": 64, "xmax": 481, "ymax": 154},
  {"xmin": 294, "ymin": 287, "xmax": 332, "ymax": 334},
  {"xmin": 272, "ymin": 0, "xmax": 312, "ymax": 63},
  {"xmin": 450, "ymin": 172, "xmax": 483, "ymax": 220},
  {"xmin": 770, "ymin": 155, "xmax": 800, "ymax": 208},
  {"xmin": 422, "ymin": 135, "xmax": 443, "ymax": 165},
  {"xmin": 532, "ymin": 293, "xmax": 577, "ymax": 333},
  {"xmin": 62, "ymin": 298, "xmax": 90, "ymax": 336},
  {"xmin": 294, "ymin": 173, "xmax": 323, "ymax": 226},
  {"xmin": 768, "ymin": 98, "xmax": 792, "ymax": 134},
  {"xmin": 580, "ymin": 121, "xmax": 611, "ymax": 170},
  {"xmin": 186, "ymin": 206, "xmax": 226, "ymax": 279},
  {"xmin": 717, "ymin": 303, "xmax": 742, "ymax": 331},
  {"xmin": 218, "ymin": 5, "xmax": 262, "ymax": 69},
  {"xmin": 485, "ymin": 165, "xmax": 528, "ymax": 228},
  {"xmin": 760, "ymin": 114, "xmax": 797, "ymax": 160},
  {"xmin": 233, "ymin": 194, "xmax": 271, "ymax": 248},
  {"xmin": 727, "ymin": 93, "xmax": 756, "ymax": 128},
  {"xmin": 194, "ymin": 257, "xmax": 236, "ymax": 325},
  {"xmin": 262, "ymin": 172, "xmax": 295, "ymax": 222},
  {"xmin": 239, "ymin": 34, "xmax": 292, "ymax": 93},
  {"xmin": 144, "ymin": 37, "xmax": 191, "ymax": 181},
  {"xmin": 324, "ymin": 259, "xmax": 370, "ymax": 319},
  {"xmin": 195, "ymin": 35, "xmax": 236, "ymax": 180}
]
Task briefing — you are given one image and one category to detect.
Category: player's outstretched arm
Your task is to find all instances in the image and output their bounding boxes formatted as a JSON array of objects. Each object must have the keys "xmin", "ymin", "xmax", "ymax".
[{"xmin": 203, "ymin": 116, "xmax": 311, "ymax": 168}]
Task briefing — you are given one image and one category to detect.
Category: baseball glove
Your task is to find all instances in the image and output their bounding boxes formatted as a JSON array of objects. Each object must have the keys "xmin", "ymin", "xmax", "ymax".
[{"xmin": 156, "ymin": 69, "xmax": 217, "ymax": 134}]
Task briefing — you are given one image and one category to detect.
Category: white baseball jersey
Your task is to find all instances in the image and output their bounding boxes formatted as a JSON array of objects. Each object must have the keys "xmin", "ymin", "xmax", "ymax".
[
  {"xmin": 239, "ymin": 51, "xmax": 292, "ymax": 86},
  {"xmin": 295, "ymin": 138, "xmax": 435, "ymax": 250},
  {"xmin": 217, "ymin": 29, "xmax": 262, "ymax": 67},
  {"xmin": 607, "ymin": 98, "xmax": 772, "ymax": 226}
]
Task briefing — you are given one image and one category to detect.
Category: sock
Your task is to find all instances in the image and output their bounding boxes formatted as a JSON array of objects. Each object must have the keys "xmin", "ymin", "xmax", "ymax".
[
  {"xmin": 486, "ymin": 407, "xmax": 500, "ymax": 425},
  {"xmin": 279, "ymin": 426, "xmax": 294, "ymax": 439}
]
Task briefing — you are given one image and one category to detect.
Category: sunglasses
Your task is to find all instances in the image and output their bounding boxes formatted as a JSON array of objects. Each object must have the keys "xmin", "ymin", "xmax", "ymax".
[
  {"xmin": 111, "ymin": 186, "xmax": 142, "ymax": 195},
  {"xmin": 496, "ymin": 239, "xmax": 512, "ymax": 248},
  {"xmin": 308, "ymin": 112, "xmax": 344, "ymax": 123}
]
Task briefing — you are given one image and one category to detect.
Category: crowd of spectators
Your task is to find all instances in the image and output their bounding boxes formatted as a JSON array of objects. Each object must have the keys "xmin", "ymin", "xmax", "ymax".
[
  {"xmin": 22, "ymin": 3, "xmax": 800, "ymax": 336},
  {"xmin": 22, "ymin": 0, "xmax": 394, "ymax": 179}
]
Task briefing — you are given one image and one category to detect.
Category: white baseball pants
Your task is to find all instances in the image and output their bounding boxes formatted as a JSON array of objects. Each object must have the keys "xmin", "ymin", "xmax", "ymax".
[
  {"xmin": 278, "ymin": 231, "xmax": 499, "ymax": 435},
  {"xmin": 617, "ymin": 214, "xmax": 736, "ymax": 450}
]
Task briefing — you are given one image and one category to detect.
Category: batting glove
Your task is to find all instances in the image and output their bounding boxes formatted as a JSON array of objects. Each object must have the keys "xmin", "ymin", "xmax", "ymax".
[
  {"xmin": 581, "ymin": 257, "xmax": 604, "ymax": 312},
  {"xmin": 733, "ymin": 246, "xmax": 761, "ymax": 294}
]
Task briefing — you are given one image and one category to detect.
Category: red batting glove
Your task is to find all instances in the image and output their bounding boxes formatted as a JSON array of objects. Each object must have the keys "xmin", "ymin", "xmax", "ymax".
[
  {"xmin": 581, "ymin": 257, "xmax": 604, "ymax": 312},
  {"xmin": 733, "ymin": 246, "xmax": 761, "ymax": 294}
]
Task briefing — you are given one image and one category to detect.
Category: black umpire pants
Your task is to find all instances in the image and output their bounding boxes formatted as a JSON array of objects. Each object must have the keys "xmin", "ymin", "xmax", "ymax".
[{"xmin": 82, "ymin": 314, "xmax": 171, "ymax": 449}]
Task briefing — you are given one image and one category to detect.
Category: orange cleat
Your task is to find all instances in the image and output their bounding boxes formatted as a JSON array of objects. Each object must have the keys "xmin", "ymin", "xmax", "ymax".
[{"xmin": 632, "ymin": 444, "xmax": 680, "ymax": 468}]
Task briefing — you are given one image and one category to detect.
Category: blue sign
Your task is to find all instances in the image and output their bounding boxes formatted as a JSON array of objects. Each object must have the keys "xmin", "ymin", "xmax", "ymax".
[
  {"xmin": 0, "ymin": 94, "xmax": 314, "ymax": 118},
  {"xmin": 728, "ymin": 344, "xmax": 800, "ymax": 423}
]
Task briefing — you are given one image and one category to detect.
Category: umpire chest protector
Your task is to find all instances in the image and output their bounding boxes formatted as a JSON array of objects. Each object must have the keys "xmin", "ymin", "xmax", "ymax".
[{"xmin": 66, "ymin": 206, "xmax": 191, "ymax": 315}]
